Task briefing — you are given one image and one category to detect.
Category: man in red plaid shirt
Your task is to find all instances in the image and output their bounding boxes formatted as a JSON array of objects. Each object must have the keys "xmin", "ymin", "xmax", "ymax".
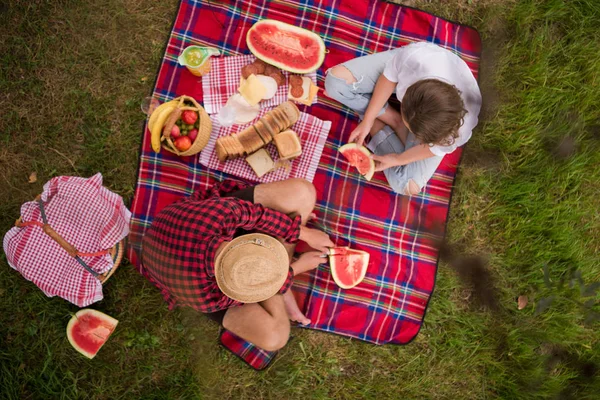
[{"xmin": 140, "ymin": 178, "xmax": 333, "ymax": 351}]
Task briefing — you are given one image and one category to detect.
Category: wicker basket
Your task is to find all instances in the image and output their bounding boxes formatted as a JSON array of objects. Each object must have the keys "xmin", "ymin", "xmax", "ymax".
[
  {"xmin": 162, "ymin": 95, "xmax": 212, "ymax": 156},
  {"xmin": 15, "ymin": 195, "xmax": 126, "ymax": 285},
  {"xmin": 99, "ymin": 238, "xmax": 125, "ymax": 284}
]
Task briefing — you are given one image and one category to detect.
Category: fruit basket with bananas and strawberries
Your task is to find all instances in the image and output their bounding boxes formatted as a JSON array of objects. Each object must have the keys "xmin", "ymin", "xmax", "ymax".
[{"xmin": 146, "ymin": 95, "xmax": 212, "ymax": 156}]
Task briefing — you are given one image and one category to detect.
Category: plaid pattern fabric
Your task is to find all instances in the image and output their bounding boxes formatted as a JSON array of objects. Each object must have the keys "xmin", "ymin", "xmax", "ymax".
[
  {"xmin": 128, "ymin": 0, "xmax": 481, "ymax": 368},
  {"xmin": 219, "ymin": 329, "xmax": 277, "ymax": 371},
  {"xmin": 202, "ymin": 54, "xmax": 317, "ymax": 114},
  {"xmin": 199, "ymin": 111, "xmax": 331, "ymax": 183},
  {"xmin": 139, "ymin": 179, "xmax": 298, "ymax": 313},
  {"xmin": 4, "ymin": 173, "xmax": 131, "ymax": 307}
]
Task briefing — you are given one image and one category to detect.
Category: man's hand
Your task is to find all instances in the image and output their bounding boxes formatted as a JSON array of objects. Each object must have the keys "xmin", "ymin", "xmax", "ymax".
[
  {"xmin": 371, "ymin": 153, "xmax": 400, "ymax": 172},
  {"xmin": 348, "ymin": 120, "xmax": 373, "ymax": 147},
  {"xmin": 292, "ymin": 251, "xmax": 326, "ymax": 276},
  {"xmin": 299, "ymin": 226, "xmax": 334, "ymax": 253}
]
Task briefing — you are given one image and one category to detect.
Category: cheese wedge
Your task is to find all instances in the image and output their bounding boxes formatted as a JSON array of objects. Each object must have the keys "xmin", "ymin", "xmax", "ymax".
[
  {"xmin": 238, "ymin": 74, "xmax": 267, "ymax": 106},
  {"xmin": 288, "ymin": 77, "xmax": 318, "ymax": 106},
  {"xmin": 246, "ymin": 149, "xmax": 274, "ymax": 178}
]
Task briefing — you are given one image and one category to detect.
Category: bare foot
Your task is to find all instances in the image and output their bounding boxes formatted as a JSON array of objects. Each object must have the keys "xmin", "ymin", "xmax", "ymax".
[{"xmin": 282, "ymin": 290, "xmax": 310, "ymax": 325}]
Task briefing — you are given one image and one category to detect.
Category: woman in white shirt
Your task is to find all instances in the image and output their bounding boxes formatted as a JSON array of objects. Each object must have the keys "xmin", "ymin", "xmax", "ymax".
[{"xmin": 324, "ymin": 42, "xmax": 482, "ymax": 195}]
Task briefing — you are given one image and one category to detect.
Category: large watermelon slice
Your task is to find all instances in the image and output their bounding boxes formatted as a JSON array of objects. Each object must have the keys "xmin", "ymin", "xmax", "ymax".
[
  {"xmin": 339, "ymin": 143, "xmax": 376, "ymax": 181},
  {"xmin": 66, "ymin": 309, "xmax": 118, "ymax": 359},
  {"xmin": 329, "ymin": 247, "xmax": 370, "ymax": 289},
  {"xmin": 246, "ymin": 19, "xmax": 326, "ymax": 74}
]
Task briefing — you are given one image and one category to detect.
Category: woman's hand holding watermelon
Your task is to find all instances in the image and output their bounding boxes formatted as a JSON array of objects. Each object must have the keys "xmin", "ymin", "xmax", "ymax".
[
  {"xmin": 371, "ymin": 153, "xmax": 400, "ymax": 172},
  {"xmin": 349, "ymin": 120, "xmax": 373, "ymax": 146}
]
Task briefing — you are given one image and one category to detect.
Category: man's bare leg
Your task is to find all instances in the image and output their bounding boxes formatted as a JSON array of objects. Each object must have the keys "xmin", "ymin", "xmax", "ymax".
[
  {"xmin": 253, "ymin": 178, "xmax": 316, "ymax": 324},
  {"xmin": 253, "ymin": 178, "xmax": 316, "ymax": 224},
  {"xmin": 222, "ymin": 294, "xmax": 290, "ymax": 351}
]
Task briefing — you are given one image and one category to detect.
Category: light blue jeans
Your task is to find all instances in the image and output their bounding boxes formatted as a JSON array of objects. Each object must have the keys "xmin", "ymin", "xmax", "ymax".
[{"xmin": 324, "ymin": 51, "xmax": 444, "ymax": 195}]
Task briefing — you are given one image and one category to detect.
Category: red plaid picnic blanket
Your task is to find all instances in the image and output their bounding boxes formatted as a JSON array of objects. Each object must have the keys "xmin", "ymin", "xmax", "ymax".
[
  {"xmin": 199, "ymin": 111, "xmax": 330, "ymax": 183},
  {"xmin": 4, "ymin": 174, "xmax": 131, "ymax": 307},
  {"xmin": 201, "ymin": 54, "xmax": 318, "ymax": 114},
  {"xmin": 128, "ymin": 0, "xmax": 481, "ymax": 370}
]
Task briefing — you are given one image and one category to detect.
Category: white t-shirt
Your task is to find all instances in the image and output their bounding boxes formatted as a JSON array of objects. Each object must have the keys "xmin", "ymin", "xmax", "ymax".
[{"xmin": 382, "ymin": 42, "xmax": 482, "ymax": 156}]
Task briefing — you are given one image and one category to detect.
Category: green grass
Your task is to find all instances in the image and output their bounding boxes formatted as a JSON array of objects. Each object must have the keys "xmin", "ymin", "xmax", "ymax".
[{"xmin": 1, "ymin": 0, "xmax": 599, "ymax": 398}]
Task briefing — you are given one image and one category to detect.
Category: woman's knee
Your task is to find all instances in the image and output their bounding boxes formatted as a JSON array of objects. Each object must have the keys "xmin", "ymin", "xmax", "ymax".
[
  {"xmin": 324, "ymin": 65, "xmax": 356, "ymax": 101},
  {"xmin": 260, "ymin": 320, "xmax": 290, "ymax": 351},
  {"xmin": 328, "ymin": 66, "xmax": 356, "ymax": 84},
  {"xmin": 405, "ymin": 179, "xmax": 422, "ymax": 196}
]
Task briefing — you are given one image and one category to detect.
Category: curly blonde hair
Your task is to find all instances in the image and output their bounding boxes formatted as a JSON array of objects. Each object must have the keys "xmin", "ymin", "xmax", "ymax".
[{"xmin": 401, "ymin": 79, "xmax": 467, "ymax": 146}]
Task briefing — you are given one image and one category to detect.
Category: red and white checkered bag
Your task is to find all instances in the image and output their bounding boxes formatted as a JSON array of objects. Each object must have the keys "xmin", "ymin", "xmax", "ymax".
[
  {"xmin": 3, "ymin": 173, "xmax": 131, "ymax": 307},
  {"xmin": 198, "ymin": 111, "xmax": 331, "ymax": 183},
  {"xmin": 201, "ymin": 54, "xmax": 318, "ymax": 114}
]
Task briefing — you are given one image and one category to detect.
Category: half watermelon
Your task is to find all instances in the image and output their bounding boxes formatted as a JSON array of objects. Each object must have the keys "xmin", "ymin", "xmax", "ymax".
[
  {"xmin": 329, "ymin": 247, "xmax": 370, "ymax": 289},
  {"xmin": 246, "ymin": 19, "xmax": 326, "ymax": 74},
  {"xmin": 339, "ymin": 143, "xmax": 376, "ymax": 181},
  {"xmin": 66, "ymin": 309, "xmax": 118, "ymax": 359}
]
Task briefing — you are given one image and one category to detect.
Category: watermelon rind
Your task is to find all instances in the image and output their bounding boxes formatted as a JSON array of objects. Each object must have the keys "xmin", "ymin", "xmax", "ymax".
[
  {"xmin": 66, "ymin": 309, "xmax": 118, "ymax": 359},
  {"xmin": 339, "ymin": 143, "xmax": 376, "ymax": 181},
  {"xmin": 329, "ymin": 249, "xmax": 370, "ymax": 289},
  {"xmin": 246, "ymin": 19, "xmax": 326, "ymax": 74}
]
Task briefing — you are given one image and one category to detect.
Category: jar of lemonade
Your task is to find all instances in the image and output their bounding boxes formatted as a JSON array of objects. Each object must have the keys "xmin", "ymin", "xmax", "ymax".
[{"xmin": 177, "ymin": 46, "xmax": 220, "ymax": 77}]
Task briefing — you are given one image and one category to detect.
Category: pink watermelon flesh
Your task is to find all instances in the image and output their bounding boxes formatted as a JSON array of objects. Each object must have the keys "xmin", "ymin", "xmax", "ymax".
[
  {"xmin": 248, "ymin": 21, "xmax": 323, "ymax": 72},
  {"xmin": 67, "ymin": 310, "xmax": 117, "ymax": 358},
  {"xmin": 330, "ymin": 249, "xmax": 370, "ymax": 289},
  {"xmin": 341, "ymin": 148, "xmax": 372, "ymax": 176}
]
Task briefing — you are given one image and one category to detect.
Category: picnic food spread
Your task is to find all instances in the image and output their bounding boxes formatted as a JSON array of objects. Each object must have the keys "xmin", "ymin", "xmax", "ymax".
[
  {"xmin": 339, "ymin": 143, "xmax": 376, "ymax": 181},
  {"xmin": 246, "ymin": 19, "xmax": 326, "ymax": 73},
  {"xmin": 329, "ymin": 247, "xmax": 370, "ymax": 289},
  {"xmin": 215, "ymin": 101, "xmax": 301, "ymax": 162},
  {"xmin": 67, "ymin": 309, "xmax": 118, "ymax": 359}
]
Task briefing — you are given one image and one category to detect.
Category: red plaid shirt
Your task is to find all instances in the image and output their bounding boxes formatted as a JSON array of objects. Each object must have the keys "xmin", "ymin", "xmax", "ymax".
[{"xmin": 140, "ymin": 180, "xmax": 300, "ymax": 313}]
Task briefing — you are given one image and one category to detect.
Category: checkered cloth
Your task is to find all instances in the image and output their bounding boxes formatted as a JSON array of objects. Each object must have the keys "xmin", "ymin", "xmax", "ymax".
[
  {"xmin": 201, "ymin": 54, "xmax": 318, "ymax": 114},
  {"xmin": 128, "ymin": 0, "xmax": 481, "ymax": 370},
  {"xmin": 3, "ymin": 174, "xmax": 131, "ymax": 307},
  {"xmin": 198, "ymin": 111, "xmax": 331, "ymax": 183}
]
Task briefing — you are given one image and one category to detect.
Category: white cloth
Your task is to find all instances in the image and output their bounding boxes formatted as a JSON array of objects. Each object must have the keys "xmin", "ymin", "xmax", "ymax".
[{"xmin": 382, "ymin": 42, "xmax": 482, "ymax": 156}]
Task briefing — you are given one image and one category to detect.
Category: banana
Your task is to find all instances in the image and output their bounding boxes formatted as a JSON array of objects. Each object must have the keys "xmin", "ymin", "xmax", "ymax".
[
  {"xmin": 151, "ymin": 104, "xmax": 178, "ymax": 152},
  {"xmin": 147, "ymin": 100, "xmax": 177, "ymax": 133}
]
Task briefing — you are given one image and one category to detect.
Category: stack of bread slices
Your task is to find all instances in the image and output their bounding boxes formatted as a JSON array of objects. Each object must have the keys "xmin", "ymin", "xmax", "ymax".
[{"xmin": 215, "ymin": 101, "xmax": 303, "ymax": 177}]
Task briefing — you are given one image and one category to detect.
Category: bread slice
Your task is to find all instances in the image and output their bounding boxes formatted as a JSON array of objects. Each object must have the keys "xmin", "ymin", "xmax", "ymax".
[
  {"xmin": 224, "ymin": 135, "xmax": 242, "ymax": 159},
  {"xmin": 273, "ymin": 129, "xmax": 302, "ymax": 160},
  {"xmin": 257, "ymin": 117, "xmax": 279, "ymax": 141},
  {"xmin": 246, "ymin": 149, "xmax": 274, "ymax": 178},
  {"xmin": 215, "ymin": 139, "xmax": 230, "ymax": 162},
  {"xmin": 252, "ymin": 121, "xmax": 272, "ymax": 144},
  {"xmin": 268, "ymin": 108, "xmax": 288, "ymax": 131},
  {"xmin": 278, "ymin": 101, "xmax": 300, "ymax": 127},
  {"xmin": 236, "ymin": 126, "xmax": 263, "ymax": 154},
  {"xmin": 230, "ymin": 135, "xmax": 246, "ymax": 157}
]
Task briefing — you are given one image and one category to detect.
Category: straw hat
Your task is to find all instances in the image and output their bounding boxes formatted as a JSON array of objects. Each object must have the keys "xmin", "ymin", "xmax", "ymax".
[{"xmin": 214, "ymin": 233, "xmax": 289, "ymax": 303}]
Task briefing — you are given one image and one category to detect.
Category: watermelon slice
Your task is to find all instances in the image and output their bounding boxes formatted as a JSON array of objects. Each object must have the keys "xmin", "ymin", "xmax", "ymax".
[
  {"xmin": 329, "ymin": 247, "xmax": 370, "ymax": 289},
  {"xmin": 66, "ymin": 309, "xmax": 118, "ymax": 359},
  {"xmin": 246, "ymin": 19, "xmax": 326, "ymax": 74},
  {"xmin": 339, "ymin": 143, "xmax": 376, "ymax": 181}
]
